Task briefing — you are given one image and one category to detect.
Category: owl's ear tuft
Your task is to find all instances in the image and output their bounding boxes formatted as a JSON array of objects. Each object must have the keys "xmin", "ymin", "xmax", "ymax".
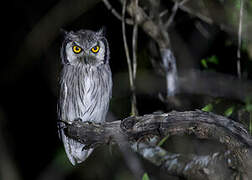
[
  {"xmin": 60, "ymin": 29, "xmax": 75, "ymax": 38},
  {"xmin": 60, "ymin": 28, "xmax": 68, "ymax": 37},
  {"xmin": 97, "ymin": 27, "xmax": 107, "ymax": 36}
]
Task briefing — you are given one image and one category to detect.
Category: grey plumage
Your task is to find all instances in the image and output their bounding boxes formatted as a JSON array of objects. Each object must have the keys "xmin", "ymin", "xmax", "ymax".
[{"xmin": 58, "ymin": 29, "xmax": 112, "ymax": 165}]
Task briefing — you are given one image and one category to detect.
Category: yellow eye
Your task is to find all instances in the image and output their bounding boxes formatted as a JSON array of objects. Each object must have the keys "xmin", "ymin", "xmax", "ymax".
[
  {"xmin": 91, "ymin": 45, "xmax": 100, "ymax": 53},
  {"xmin": 72, "ymin": 45, "xmax": 82, "ymax": 54}
]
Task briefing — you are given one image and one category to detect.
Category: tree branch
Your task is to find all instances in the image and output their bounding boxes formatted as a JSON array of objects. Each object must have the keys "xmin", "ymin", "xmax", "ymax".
[
  {"xmin": 164, "ymin": 0, "xmax": 191, "ymax": 29},
  {"xmin": 132, "ymin": 142, "xmax": 238, "ymax": 180},
  {"xmin": 102, "ymin": 0, "xmax": 134, "ymax": 25},
  {"xmin": 123, "ymin": 0, "xmax": 179, "ymax": 97},
  {"xmin": 132, "ymin": 0, "xmax": 139, "ymax": 81},
  {"xmin": 63, "ymin": 110, "xmax": 252, "ymax": 179},
  {"xmin": 122, "ymin": 0, "xmax": 138, "ymax": 116},
  {"xmin": 237, "ymin": 0, "xmax": 244, "ymax": 78},
  {"xmin": 125, "ymin": 0, "xmax": 170, "ymax": 49}
]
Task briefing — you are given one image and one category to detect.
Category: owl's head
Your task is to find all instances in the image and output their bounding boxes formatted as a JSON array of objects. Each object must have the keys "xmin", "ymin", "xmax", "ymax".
[{"xmin": 60, "ymin": 29, "xmax": 109, "ymax": 66}]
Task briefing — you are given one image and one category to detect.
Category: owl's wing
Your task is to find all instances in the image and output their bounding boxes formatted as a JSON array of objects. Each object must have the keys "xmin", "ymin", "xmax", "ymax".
[
  {"xmin": 57, "ymin": 81, "xmax": 67, "ymax": 140},
  {"xmin": 58, "ymin": 81, "xmax": 67, "ymax": 118},
  {"xmin": 58, "ymin": 81, "xmax": 93, "ymax": 165},
  {"xmin": 61, "ymin": 128, "xmax": 93, "ymax": 165}
]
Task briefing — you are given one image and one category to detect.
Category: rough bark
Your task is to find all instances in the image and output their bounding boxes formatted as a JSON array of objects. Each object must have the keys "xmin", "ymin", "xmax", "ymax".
[{"xmin": 64, "ymin": 110, "xmax": 252, "ymax": 179}]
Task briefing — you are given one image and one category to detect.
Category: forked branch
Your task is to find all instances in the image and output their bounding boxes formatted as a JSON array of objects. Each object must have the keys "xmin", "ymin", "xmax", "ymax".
[{"xmin": 64, "ymin": 110, "xmax": 252, "ymax": 179}]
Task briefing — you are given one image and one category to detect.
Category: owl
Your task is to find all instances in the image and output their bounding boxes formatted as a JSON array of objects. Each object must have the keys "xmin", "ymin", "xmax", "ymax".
[{"xmin": 58, "ymin": 29, "xmax": 112, "ymax": 165}]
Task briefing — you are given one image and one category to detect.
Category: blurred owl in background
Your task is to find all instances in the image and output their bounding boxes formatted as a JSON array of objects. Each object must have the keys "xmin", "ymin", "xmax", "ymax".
[{"xmin": 58, "ymin": 29, "xmax": 112, "ymax": 165}]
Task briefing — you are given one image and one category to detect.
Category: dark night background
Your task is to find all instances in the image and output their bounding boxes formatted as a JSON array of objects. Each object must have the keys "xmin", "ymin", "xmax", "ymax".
[{"xmin": 1, "ymin": 0, "xmax": 252, "ymax": 180}]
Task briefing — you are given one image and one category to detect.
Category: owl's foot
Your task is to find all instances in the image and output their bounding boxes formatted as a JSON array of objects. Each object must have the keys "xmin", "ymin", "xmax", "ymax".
[
  {"xmin": 73, "ymin": 118, "xmax": 83, "ymax": 122},
  {"xmin": 72, "ymin": 120, "xmax": 102, "ymax": 150},
  {"xmin": 135, "ymin": 135, "xmax": 157, "ymax": 150},
  {"xmin": 58, "ymin": 119, "xmax": 70, "ymax": 125},
  {"xmin": 57, "ymin": 120, "xmax": 71, "ymax": 131},
  {"xmin": 74, "ymin": 118, "xmax": 102, "ymax": 126},
  {"xmin": 73, "ymin": 118, "xmax": 96, "ymax": 127}
]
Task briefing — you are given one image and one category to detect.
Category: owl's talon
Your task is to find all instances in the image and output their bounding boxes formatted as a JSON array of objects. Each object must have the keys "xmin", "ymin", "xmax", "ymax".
[
  {"xmin": 57, "ymin": 124, "xmax": 65, "ymax": 131},
  {"xmin": 57, "ymin": 120, "xmax": 70, "ymax": 125},
  {"xmin": 82, "ymin": 145, "xmax": 89, "ymax": 151},
  {"xmin": 74, "ymin": 118, "xmax": 83, "ymax": 122},
  {"xmin": 57, "ymin": 120, "xmax": 70, "ymax": 131},
  {"xmin": 136, "ymin": 135, "xmax": 153, "ymax": 150}
]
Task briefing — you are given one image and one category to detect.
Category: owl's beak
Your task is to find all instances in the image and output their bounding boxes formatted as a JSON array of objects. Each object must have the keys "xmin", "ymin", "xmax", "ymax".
[{"xmin": 82, "ymin": 57, "xmax": 88, "ymax": 64}]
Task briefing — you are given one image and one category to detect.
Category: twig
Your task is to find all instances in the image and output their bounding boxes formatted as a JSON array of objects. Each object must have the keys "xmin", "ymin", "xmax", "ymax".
[
  {"xmin": 159, "ymin": 9, "xmax": 168, "ymax": 18},
  {"xmin": 122, "ymin": 0, "xmax": 133, "ymax": 100},
  {"xmin": 102, "ymin": 0, "xmax": 133, "ymax": 25},
  {"xmin": 170, "ymin": 0, "xmax": 237, "ymax": 35},
  {"xmin": 126, "ymin": 1, "xmax": 169, "ymax": 48},
  {"xmin": 165, "ymin": 0, "xmax": 190, "ymax": 29},
  {"xmin": 132, "ymin": 0, "xmax": 138, "ymax": 81},
  {"xmin": 176, "ymin": 1, "xmax": 213, "ymax": 24},
  {"xmin": 165, "ymin": 2, "xmax": 179, "ymax": 29},
  {"xmin": 132, "ymin": 0, "xmax": 139, "ymax": 116},
  {"xmin": 237, "ymin": 0, "xmax": 244, "ymax": 78},
  {"xmin": 122, "ymin": 0, "xmax": 138, "ymax": 116}
]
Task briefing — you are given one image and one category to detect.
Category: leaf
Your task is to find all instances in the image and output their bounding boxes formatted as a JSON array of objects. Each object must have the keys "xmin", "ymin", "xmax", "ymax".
[
  {"xmin": 208, "ymin": 55, "xmax": 219, "ymax": 65},
  {"xmin": 224, "ymin": 106, "xmax": 235, "ymax": 117},
  {"xmin": 142, "ymin": 173, "xmax": 150, "ymax": 180},
  {"xmin": 202, "ymin": 104, "xmax": 213, "ymax": 112},
  {"xmin": 157, "ymin": 135, "xmax": 169, "ymax": 147},
  {"xmin": 201, "ymin": 59, "xmax": 208, "ymax": 68},
  {"xmin": 201, "ymin": 55, "xmax": 219, "ymax": 68}
]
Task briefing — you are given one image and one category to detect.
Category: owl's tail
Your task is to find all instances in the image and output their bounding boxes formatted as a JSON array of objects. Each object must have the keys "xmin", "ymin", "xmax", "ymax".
[{"xmin": 60, "ymin": 128, "xmax": 93, "ymax": 165}]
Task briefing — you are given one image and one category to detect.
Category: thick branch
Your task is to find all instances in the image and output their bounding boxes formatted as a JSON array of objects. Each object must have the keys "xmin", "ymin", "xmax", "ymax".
[
  {"xmin": 132, "ymin": 142, "xmax": 237, "ymax": 180},
  {"xmin": 120, "ymin": 0, "xmax": 179, "ymax": 97},
  {"xmin": 64, "ymin": 110, "xmax": 252, "ymax": 179},
  {"xmin": 124, "ymin": 0, "xmax": 170, "ymax": 48}
]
